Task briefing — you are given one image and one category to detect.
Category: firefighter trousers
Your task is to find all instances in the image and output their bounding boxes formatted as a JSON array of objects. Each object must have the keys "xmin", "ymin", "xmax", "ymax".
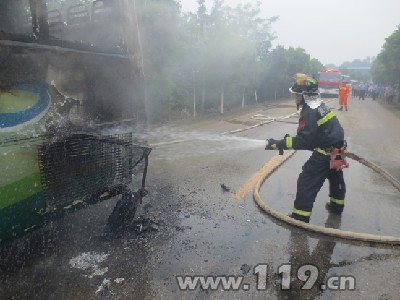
[
  {"xmin": 293, "ymin": 152, "xmax": 346, "ymax": 216},
  {"xmin": 339, "ymin": 96, "xmax": 348, "ymax": 107}
]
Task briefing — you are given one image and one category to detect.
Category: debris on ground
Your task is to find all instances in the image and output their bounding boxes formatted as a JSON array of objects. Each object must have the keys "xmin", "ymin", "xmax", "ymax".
[
  {"xmin": 96, "ymin": 278, "xmax": 114, "ymax": 298},
  {"xmin": 69, "ymin": 252, "xmax": 109, "ymax": 278},
  {"xmin": 240, "ymin": 264, "xmax": 252, "ymax": 275},
  {"xmin": 114, "ymin": 278, "xmax": 125, "ymax": 284},
  {"xmin": 132, "ymin": 218, "xmax": 160, "ymax": 234},
  {"xmin": 220, "ymin": 183, "xmax": 234, "ymax": 193}
]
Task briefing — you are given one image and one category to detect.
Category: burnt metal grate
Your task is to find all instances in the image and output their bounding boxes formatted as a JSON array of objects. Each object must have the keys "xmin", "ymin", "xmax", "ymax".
[{"xmin": 38, "ymin": 132, "xmax": 145, "ymax": 207}]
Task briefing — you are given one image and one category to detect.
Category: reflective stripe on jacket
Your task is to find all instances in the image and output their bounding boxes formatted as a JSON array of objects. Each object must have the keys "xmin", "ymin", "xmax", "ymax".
[
  {"xmin": 339, "ymin": 85, "xmax": 350, "ymax": 98},
  {"xmin": 285, "ymin": 102, "xmax": 344, "ymax": 150}
]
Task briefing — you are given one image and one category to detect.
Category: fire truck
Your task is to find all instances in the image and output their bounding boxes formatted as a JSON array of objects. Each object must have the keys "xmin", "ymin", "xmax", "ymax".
[{"xmin": 317, "ymin": 69, "xmax": 342, "ymax": 97}]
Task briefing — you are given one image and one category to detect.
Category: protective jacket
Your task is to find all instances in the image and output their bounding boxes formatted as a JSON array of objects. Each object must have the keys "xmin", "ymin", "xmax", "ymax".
[
  {"xmin": 284, "ymin": 101, "xmax": 344, "ymax": 151},
  {"xmin": 339, "ymin": 85, "xmax": 350, "ymax": 98}
]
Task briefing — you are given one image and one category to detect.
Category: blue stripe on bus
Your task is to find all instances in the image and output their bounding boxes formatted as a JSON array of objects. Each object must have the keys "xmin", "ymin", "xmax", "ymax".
[{"xmin": 0, "ymin": 82, "xmax": 50, "ymax": 128}]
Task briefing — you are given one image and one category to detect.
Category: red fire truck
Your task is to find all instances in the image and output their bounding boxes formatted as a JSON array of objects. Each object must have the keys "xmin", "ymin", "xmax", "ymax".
[{"xmin": 317, "ymin": 69, "xmax": 342, "ymax": 97}]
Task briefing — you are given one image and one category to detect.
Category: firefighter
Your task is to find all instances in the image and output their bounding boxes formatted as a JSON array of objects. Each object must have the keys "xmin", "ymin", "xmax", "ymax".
[
  {"xmin": 265, "ymin": 74, "xmax": 348, "ymax": 223},
  {"xmin": 338, "ymin": 80, "xmax": 350, "ymax": 111}
]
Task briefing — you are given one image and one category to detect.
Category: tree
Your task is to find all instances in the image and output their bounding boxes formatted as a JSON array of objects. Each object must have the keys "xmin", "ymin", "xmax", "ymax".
[
  {"xmin": 371, "ymin": 26, "xmax": 400, "ymax": 92},
  {"xmin": 194, "ymin": 0, "xmax": 277, "ymax": 112},
  {"xmin": 260, "ymin": 46, "xmax": 323, "ymax": 100}
]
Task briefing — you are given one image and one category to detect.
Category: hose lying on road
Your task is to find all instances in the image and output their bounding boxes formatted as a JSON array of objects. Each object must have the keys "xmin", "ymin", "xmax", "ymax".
[
  {"xmin": 346, "ymin": 152, "xmax": 400, "ymax": 192},
  {"xmin": 253, "ymin": 150, "xmax": 400, "ymax": 245}
]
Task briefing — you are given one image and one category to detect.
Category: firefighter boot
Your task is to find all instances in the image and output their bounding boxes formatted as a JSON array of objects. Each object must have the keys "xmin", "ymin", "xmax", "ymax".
[
  {"xmin": 325, "ymin": 199, "xmax": 344, "ymax": 214},
  {"xmin": 289, "ymin": 213, "xmax": 310, "ymax": 223}
]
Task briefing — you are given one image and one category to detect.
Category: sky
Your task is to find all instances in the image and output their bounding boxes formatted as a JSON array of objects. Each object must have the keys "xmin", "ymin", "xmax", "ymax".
[{"xmin": 180, "ymin": 0, "xmax": 400, "ymax": 66}]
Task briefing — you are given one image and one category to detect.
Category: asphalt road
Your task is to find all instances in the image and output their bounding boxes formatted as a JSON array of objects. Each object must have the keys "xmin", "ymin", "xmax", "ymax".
[{"xmin": 1, "ymin": 96, "xmax": 400, "ymax": 299}]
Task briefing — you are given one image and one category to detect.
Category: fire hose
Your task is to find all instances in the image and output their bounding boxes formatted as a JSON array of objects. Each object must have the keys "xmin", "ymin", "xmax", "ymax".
[{"xmin": 253, "ymin": 150, "xmax": 400, "ymax": 245}]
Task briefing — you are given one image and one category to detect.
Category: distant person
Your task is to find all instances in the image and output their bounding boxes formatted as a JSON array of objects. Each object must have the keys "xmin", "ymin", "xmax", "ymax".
[
  {"xmin": 353, "ymin": 82, "xmax": 360, "ymax": 98},
  {"xmin": 338, "ymin": 80, "xmax": 350, "ymax": 111},
  {"xmin": 358, "ymin": 82, "xmax": 367, "ymax": 100},
  {"xmin": 385, "ymin": 86, "xmax": 395, "ymax": 104},
  {"xmin": 378, "ymin": 85, "xmax": 385, "ymax": 99},
  {"xmin": 369, "ymin": 84, "xmax": 377, "ymax": 101},
  {"xmin": 265, "ymin": 74, "xmax": 348, "ymax": 223}
]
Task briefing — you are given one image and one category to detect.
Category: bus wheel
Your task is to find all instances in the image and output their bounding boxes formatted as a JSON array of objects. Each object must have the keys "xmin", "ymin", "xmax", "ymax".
[{"xmin": 108, "ymin": 189, "xmax": 138, "ymax": 230}]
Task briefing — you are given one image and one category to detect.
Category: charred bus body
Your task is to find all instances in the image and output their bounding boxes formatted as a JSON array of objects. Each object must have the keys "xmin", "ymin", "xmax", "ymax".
[{"xmin": 0, "ymin": 0, "xmax": 150, "ymax": 243}]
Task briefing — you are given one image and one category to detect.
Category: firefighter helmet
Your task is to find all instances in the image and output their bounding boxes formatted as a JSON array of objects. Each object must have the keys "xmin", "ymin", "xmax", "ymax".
[
  {"xmin": 289, "ymin": 75, "xmax": 319, "ymax": 95},
  {"xmin": 289, "ymin": 73, "xmax": 307, "ymax": 94},
  {"xmin": 303, "ymin": 78, "xmax": 319, "ymax": 95},
  {"xmin": 293, "ymin": 73, "xmax": 308, "ymax": 85}
]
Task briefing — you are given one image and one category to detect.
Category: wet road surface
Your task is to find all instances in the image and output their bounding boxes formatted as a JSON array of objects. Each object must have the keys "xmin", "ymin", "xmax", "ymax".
[{"xmin": 1, "ymin": 96, "xmax": 400, "ymax": 299}]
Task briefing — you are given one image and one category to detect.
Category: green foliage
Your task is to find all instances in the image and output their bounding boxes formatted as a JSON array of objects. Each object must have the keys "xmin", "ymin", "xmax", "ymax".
[
  {"xmin": 187, "ymin": 0, "xmax": 283, "ymax": 109},
  {"xmin": 371, "ymin": 26, "xmax": 400, "ymax": 88},
  {"xmin": 259, "ymin": 46, "xmax": 323, "ymax": 100}
]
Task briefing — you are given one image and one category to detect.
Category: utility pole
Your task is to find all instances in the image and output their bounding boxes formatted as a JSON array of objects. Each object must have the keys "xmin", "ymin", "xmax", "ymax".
[{"xmin": 193, "ymin": 70, "xmax": 197, "ymax": 119}]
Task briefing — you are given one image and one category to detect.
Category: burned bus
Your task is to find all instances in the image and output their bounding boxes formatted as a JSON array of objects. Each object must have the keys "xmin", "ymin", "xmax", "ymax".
[{"xmin": 0, "ymin": 0, "xmax": 150, "ymax": 243}]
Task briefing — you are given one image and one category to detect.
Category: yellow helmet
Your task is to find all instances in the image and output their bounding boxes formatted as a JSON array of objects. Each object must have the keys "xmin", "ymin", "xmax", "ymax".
[
  {"xmin": 293, "ymin": 73, "xmax": 308, "ymax": 85},
  {"xmin": 289, "ymin": 73, "xmax": 319, "ymax": 95}
]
